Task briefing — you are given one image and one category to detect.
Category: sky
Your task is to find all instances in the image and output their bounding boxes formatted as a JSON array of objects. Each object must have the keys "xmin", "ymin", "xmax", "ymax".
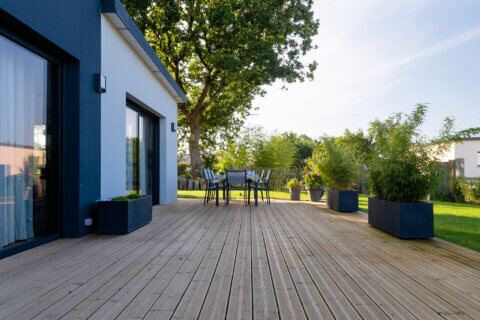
[{"xmin": 247, "ymin": 0, "xmax": 480, "ymax": 139}]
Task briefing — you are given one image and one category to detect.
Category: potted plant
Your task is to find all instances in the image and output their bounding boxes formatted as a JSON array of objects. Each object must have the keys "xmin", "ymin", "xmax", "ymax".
[
  {"xmin": 310, "ymin": 138, "xmax": 358, "ymax": 211},
  {"xmin": 286, "ymin": 178, "xmax": 302, "ymax": 200},
  {"xmin": 303, "ymin": 173, "xmax": 324, "ymax": 202},
  {"xmin": 367, "ymin": 104, "xmax": 480, "ymax": 238},
  {"xmin": 97, "ymin": 193, "xmax": 152, "ymax": 234}
]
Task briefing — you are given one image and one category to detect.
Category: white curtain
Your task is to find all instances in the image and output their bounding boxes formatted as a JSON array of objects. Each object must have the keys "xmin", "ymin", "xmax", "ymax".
[{"xmin": 0, "ymin": 36, "xmax": 41, "ymax": 248}]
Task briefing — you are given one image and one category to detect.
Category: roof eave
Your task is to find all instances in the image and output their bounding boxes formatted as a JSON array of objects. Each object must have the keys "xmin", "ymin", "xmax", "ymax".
[{"xmin": 101, "ymin": 0, "xmax": 187, "ymax": 104}]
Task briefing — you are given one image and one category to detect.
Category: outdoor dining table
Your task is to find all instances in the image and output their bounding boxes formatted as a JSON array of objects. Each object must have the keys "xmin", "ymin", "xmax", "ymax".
[{"xmin": 213, "ymin": 171, "xmax": 261, "ymax": 206}]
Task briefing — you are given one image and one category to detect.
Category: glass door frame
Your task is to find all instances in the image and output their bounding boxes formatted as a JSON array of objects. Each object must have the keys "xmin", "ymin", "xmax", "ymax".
[
  {"xmin": 126, "ymin": 99, "xmax": 160, "ymax": 205},
  {"xmin": 0, "ymin": 29, "xmax": 62, "ymax": 259}
]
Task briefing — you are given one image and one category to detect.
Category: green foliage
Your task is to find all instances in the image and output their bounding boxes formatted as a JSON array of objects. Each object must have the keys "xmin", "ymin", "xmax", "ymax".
[
  {"xmin": 286, "ymin": 178, "xmax": 301, "ymax": 189},
  {"xmin": 255, "ymin": 135, "xmax": 296, "ymax": 169},
  {"xmin": 367, "ymin": 104, "xmax": 480, "ymax": 202},
  {"xmin": 280, "ymin": 132, "xmax": 317, "ymax": 168},
  {"xmin": 112, "ymin": 194, "xmax": 143, "ymax": 201},
  {"xmin": 214, "ymin": 127, "xmax": 296, "ymax": 172},
  {"xmin": 121, "ymin": 0, "xmax": 319, "ymax": 177},
  {"xmin": 214, "ymin": 127, "xmax": 261, "ymax": 172},
  {"xmin": 303, "ymin": 173, "xmax": 323, "ymax": 189},
  {"xmin": 336, "ymin": 129, "xmax": 373, "ymax": 166},
  {"xmin": 177, "ymin": 161, "xmax": 190, "ymax": 176},
  {"xmin": 309, "ymin": 138, "xmax": 357, "ymax": 190},
  {"xmin": 455, "ymin": 177, "xmax": 480, "ymax": 205}
]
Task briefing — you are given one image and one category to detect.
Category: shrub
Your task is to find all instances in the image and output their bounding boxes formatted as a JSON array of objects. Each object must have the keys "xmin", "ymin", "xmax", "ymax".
[
  {"xmin": 178, "ymin": 161, "xmax": 190, "ymax": 176},
  {"xmin": 309, "ymin": 138, "xmax": 357, "ymax": 190},
  {"xmin": 455, "ymin": 177, "xmax": 480, "ymax": 205},
  {"xmin": 112, "ymin": 194, "xmax": 143, "ymax": 201},
  {"xmin": 303, "ymin": 173, "xmax": 323, "ymax": 189},
  {"xmin": 286, "ymin": 178, "xmax": 301, "ymax": 189},
  {"xmin": 367, "ymin": 104, "xmax": 480, "ymax": 202}
]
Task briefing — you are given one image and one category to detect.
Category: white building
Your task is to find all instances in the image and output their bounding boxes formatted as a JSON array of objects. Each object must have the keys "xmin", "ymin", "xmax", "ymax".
[{"xmin": 442, "ymin": 138, "xmax": 480, "ymax": 178}]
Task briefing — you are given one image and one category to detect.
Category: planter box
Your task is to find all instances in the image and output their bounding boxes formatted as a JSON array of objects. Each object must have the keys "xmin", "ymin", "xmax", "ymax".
[
  {"xmin": 193, "ymin": 180, "xmax": 200, "ymax": 190},
  {"xmin": 326, "ymin": 188, "xmax": 358, "ymax": 212},
  {"xmin": 368, "ymin": 197, "xmax": 433, "ymax": 239},
  {"xmin": 289, "ymin": 187, "xmax": 301, "ymax": 200},
  {"xmin": 97, "ymin": 195, "xmax": 152, "ymax": 234},
  {"xmin": 307, "ymin": 187, "xmax": 324, "ymax": 202}
]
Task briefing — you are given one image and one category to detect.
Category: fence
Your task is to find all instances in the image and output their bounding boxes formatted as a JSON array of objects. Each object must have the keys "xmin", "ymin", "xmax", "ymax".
[{"xmin": 246, "ymin": 167, "xmax": 304, "ymax": 191}]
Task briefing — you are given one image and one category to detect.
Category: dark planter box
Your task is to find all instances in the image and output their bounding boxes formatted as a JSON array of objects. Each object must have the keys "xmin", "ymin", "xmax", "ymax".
[
  {"xmin": 307, "ymin": 187, "xmax": 324, "ymax": 202},
  {"xmin": 326, "ymin": 188, "xmax": 358, "ymax": 212},
  {"xmin": 97, "ymin": 195, "xmax": 152, "ymax": 234},
  {"xmin": 289, "ymin": 187, "xmax": 301, "ymax": 200},
  {"xmin": 368, "ymin": 197, "xmax": 433, "ymax": 239}
]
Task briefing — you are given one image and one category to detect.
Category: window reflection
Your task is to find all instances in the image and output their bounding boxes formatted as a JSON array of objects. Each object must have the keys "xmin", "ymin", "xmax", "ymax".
[
  {"xmin": 125, "ymin": 103, "xmax": 155, "ymax": 196},
  {"xmin": 0, "ymin": 35, "xmax": 56, "ymax": 250}
]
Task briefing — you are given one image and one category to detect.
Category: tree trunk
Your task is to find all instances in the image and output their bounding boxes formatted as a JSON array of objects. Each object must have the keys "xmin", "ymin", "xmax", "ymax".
[{"xmin": 188, "ymin": 117, "xmax": 203, "ymax": 178}]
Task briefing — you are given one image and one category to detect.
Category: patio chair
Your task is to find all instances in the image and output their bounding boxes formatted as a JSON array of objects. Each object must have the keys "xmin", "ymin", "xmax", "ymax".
[
  {"xmin": 203, "ymin": 168, "xmax": 217, "ymax": 205},
  {"xmin": 256, "ymin": 169, "xmax": 272, "ymax": 204},
  {"xmin": 226, "ymin": 169, "xmax": 247, "ymax": 206}
]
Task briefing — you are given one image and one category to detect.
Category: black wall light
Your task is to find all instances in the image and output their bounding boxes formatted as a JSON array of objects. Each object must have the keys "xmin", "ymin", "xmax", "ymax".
[
  {"xmin": 171, "ymin": 122, "xmax": 176, "ymax": 132},
  {"xmin": 94, "ymin": 74, "xmax": 107, "ymax": 93}
]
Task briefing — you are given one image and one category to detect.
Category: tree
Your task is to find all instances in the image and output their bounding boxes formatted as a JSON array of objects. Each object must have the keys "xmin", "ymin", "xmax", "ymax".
[
  {"xmin": 255, "ymin": 135, "xmax": 296, "ymax": 169},
  {"xmin": 121, "ymin": 0, "xmax": 319, "ymax": 177},
  {"xmin": 280, "ymin": 132, "xmax": 316, "ymax": 168},
  {"xmin": 336, "ymin": 129, "xmax": 373, "ymax": 166}
]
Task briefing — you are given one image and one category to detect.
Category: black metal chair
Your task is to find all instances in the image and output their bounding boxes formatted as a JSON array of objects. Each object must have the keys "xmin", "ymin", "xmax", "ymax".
[
  {"xmin": 226, "ymin": 169, "xmax": 247, "ymax": 205},
  {"xmin": 256, "ymin": 169, "xmax": 272, "ymax": 204},
  {"xmin": 203, "ymin": 168, "xmax": 217, "ymax": 205}
]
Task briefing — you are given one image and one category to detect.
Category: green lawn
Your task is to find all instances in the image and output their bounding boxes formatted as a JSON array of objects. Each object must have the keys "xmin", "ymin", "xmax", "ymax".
[
  {"xmin": 358, "ymin": 194, "xmax": 480, "ymax": 252},
  {"xmin": 178, "ymin": 190, "xmax": 480, "ymax": 252}
]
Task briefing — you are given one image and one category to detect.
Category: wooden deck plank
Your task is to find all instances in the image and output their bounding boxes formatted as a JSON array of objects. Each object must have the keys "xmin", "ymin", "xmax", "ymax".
[
  {"xmin": 197, "ymin": 203, "xmax": 243, "ymax": 320},
  {"xmin": 170, "ymin": 204, "xmax": 236, "ymax": 319},
  {"xmin": 56, "ymin": 201, "xmax": 216, "ymax": 320},
  {"xmin": 11, "ymin": 201, "xmax": 208, "ymax": 320},
  {"xmin": 250, "ymin": 205, "xmax": 279, "ymax": 320},
  {"xmin": 225, "ymin": 203, "xmax": 253, "ymax": 320},
  {"xmin": 0, "ymin": 204, "xmax": 196, "ymax": 319},
  {"xmin": 295, "ymin": 202, "xmax": 472, "ymax": 319},
  {"xmin": 263, "ymin": 204, "xmax": 335, "ymax": 320},
  {"xmin": 142, "ymin": 203, "xmax": 231, "ymax": 319},
  {"xmin": 29, "ymin": 201, "xmax": 209, "ymax": 320},
  {"xmin": 280, "ymin": 202, "xmax": 438, "ymax": 320},
  {"xmin": 0, "ymin": 198, "xmax": 478, "ymax": 320},
  {"xmin": 258, "ymin": 203, "xmax": 307, "ymax": 319}
]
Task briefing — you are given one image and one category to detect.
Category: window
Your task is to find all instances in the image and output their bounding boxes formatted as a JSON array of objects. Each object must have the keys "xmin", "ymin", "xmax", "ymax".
[
  {"xmin": 0, "ymin": 34, "xmax": 58, "ymax": 250},
  {"xmin": 126, "ymin": 101, "xmax": 157, "ymax": 196}
]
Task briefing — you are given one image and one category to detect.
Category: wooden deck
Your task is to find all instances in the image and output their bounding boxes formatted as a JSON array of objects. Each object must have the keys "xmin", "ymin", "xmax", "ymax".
[{"xmin": 1, "ymin": 199, "xmax": 480, "ymax": 319}]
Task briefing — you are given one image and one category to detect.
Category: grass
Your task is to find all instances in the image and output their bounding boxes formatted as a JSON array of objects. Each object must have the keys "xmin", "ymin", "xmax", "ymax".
[{"xmin": 358, "ymin": 194, "xmax": 480, "ymax": 252}]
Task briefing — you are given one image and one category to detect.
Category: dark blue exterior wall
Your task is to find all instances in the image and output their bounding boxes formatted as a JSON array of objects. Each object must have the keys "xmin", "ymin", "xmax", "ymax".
[{"xmin": 0, "ymin": 0, "xmax": 102, "ymax": 237}]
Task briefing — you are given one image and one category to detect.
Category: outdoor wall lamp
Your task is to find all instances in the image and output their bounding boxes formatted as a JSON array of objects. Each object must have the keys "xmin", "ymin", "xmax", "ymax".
[
  {"xmin": 94, "ymin": 74, "xmax": 107, "ymax": 93},
  {"xmin": 171, "ymin": 122, "xmax": 176, "ymax": 132}
]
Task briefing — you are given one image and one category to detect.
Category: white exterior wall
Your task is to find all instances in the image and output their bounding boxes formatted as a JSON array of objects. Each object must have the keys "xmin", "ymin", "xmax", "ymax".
[
  {"xmin": 454, "ymin": 140, "xmax": 480, "ymax": 178},
  {"xmin": 100, "ymin": 15, "xmax": 178, "ymax": 204}
]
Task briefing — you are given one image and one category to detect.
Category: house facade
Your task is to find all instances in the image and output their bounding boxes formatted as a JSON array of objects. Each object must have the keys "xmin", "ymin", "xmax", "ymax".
[
  {"xmin": 441, "ymin": 138, "xmax": 480, "ymax": 178},
  {"xmin": 0, "ymin": 0, "xmax": 186, "ymax": 258}
]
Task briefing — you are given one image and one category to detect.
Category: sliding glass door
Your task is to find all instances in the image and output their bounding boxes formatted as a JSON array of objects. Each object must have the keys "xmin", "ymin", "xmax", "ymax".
[
  {"xmin": 0, "ymin": 34, "xmax": 58, "ymax": 251},
  {"xmin": 126, "ymin": 102, "xmax": 157, "ymax": 198}
]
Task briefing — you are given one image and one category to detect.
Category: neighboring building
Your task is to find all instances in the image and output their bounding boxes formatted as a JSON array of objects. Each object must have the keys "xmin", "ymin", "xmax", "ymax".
[
  {"xmin": 0, "ymin": 0, "xmax": 187, "ymax": 258},
  {"xmin": 441, "ymin": 138, "xmax": 480, "ymax": 178}
]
